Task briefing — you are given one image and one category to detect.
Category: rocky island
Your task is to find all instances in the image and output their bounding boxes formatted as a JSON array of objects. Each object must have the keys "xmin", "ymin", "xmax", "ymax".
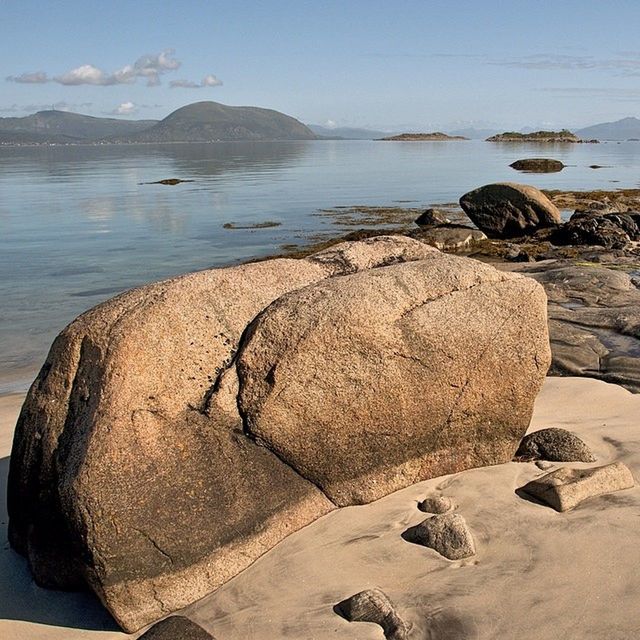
[
  {"xmin": 379, "ymin": 132, "xmax": 468, "ymax": 141},
  {"xmin": 487, "ymin": 129, "xmax": 581, "ymax": 143}
]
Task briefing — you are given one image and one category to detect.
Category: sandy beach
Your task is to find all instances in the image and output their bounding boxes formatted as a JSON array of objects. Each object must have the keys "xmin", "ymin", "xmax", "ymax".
[{"xmin": 2, "ymin": 375, "xmax": 638, "ymax": 639}]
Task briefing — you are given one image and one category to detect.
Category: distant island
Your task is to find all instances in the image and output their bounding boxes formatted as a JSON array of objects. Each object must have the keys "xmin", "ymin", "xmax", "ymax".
[
  {"xmin": 486, "ymin": 129, "xmax": 580, "ymax": 143},
  {"xmin": 0, "ymin": 101, "xmax": 316, "ymax": 145},
  {"xmin": 379, "ymin": 132, "xmax": 468, "ymax": 141}
]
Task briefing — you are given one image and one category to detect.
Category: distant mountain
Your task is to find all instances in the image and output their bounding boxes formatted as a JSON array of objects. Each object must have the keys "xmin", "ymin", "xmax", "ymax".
[
  {"xmin": 576, "ymin": 117, "xmax": 640, "ymax": 141},
  {"xmin": 447, "ymin": 127, "xmax": 500, "ymax": 140},
  {"xmin": 307, "ymin": 124, "xmax": 395, "ymax": 140},
  {"xmin": 110, "ymin": 102, "xmax": 316, "ymax": 143},
  {"xmin": 0, "ymin": 129, "xmax": 81, "ymax": 145},
  {"xmin": 0, "ymin": 110, "xmax": 157, "ymax": 142}
]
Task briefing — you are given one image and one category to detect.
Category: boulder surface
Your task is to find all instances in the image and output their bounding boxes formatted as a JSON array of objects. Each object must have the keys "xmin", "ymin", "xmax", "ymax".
[
  {"xmin": 8, "ymin": 237, "xmax": 550, "ymax": 631},
  {"xmin": 460, "ymin": 182, "xmax": 562, "ymax": 238}
]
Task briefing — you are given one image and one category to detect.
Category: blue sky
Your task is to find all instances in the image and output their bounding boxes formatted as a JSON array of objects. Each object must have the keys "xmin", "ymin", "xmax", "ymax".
[{"xmin": 3, "ymin": 0, "xmax": 640, "ymax": 130}]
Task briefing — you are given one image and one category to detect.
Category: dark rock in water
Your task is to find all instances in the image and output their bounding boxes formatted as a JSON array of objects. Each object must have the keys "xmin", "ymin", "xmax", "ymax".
[
  {"xmin": 138, "ymin": 616, "xmax": 214, "ymax": 639},
  {"xmin": 556, "ymin": 214, "xmax": 631, "ymax": 249},
  {"xmin": 415, "ymin": 208, "xmax": 451, "ymax": 226},
  {"xmin": 516, "ymin": 428, "xmax": 596, "ymax": 462},
  {"xmin": 144, "ymin": 178, "xmax": 194, "ymax": 185},
  {"xmin": 405, "ymin": 513, "xmax": 475, "ymax": 560},
  {"xmin": 335, "ymin": 588, "xmax": 409, "ymax": 640},
  {"xmin": 418, "ymin": 495, "xmax": 454, "ymax": 514},
  {"xmin": 519, "ymin": 462, "xmax": 634, "ymax": 512},
  {"xmin": 510, "ymin": 158, "xmax": 564, "ymax": 173},
  {"xmin": 459, "ymin": 182, "xmax": 562, "ymax": 238}
]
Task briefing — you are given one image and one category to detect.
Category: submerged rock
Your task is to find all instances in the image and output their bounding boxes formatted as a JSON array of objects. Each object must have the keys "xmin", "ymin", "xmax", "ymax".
[
  {"xmin": 406, "ymin": 513, "xmax": 476, "ymax": 560},
  {"xmin": 459, "ymin": 182, "xmax": 562, "ymax": 238},
  {"xmin": 335, "ymin": 588, "xmax": 409, "ymax": 640},
  {"xmin": 516, "ymin": 428, "xmax": 596, "ymax": 462},
  {"xmin": 519, "ymin": 461, "xmax": 634, "ymax": 512}
]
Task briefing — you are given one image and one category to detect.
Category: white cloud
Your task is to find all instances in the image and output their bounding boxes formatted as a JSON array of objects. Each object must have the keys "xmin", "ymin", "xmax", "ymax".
[
  {"xmin": 110, "ymin": 101, "xmax": 138, "ymax": 115},
  {"xmin": 170, "ymin": 74, "xmax": 223, "ymax": 89},
  {"xmin": 324, "ymin": 119, "xmax": 337, "ymax": 129},
  {"xmin": 55, "ymin": 64, "xmax": 115, "ymax": 86},
  {"xmin": 202, "ymin": 74, "xmax": 222, "ymax": 87},
  {"xmin": 6, "ymin": 71, "xmax": 48, "ymax": 84},
  {"xmin": 491, "ymin": 53, "xmax": 640, "ymax": 76}
]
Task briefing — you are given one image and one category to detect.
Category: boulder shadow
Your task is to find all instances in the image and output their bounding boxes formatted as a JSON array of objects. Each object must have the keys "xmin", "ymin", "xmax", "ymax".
[{"xmin": 0, "ymin": 456, "xmax": 120, "ymax": 631}]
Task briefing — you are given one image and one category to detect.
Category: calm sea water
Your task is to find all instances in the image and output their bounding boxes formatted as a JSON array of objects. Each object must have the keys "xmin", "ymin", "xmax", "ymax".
[{"xmin": 2, "ymin": 139, "xmax": 640, "ymax": 393}]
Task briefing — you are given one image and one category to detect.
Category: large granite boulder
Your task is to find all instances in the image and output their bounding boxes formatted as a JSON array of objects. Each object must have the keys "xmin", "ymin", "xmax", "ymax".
[
  {"xmin": 8, "ymin": 237, "xmax": 550, "ymax": 631},
  {"xmin": 460, "ymin": 182, "xmax": 562, "ymax": 238},
  {"xmin": 237, "ymin": 255, "xmax": 550, "ymax": 505}
]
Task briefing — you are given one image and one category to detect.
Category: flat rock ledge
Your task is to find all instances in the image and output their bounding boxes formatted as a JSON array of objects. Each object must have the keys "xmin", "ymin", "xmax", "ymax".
[
  {"xmin": 335, "ymin": 588, "xmax": 409, "ymax": 640},
  {"xmin": 8, "ymin": 235, "xmax": 550, "ymax": 631},
  {"xmin": 405, "ymin": 513, "xmax": 476, "ymax": 560},
  {"xmin": 519, "ymin": 461, "xmax": 635, "ymax": 512}
]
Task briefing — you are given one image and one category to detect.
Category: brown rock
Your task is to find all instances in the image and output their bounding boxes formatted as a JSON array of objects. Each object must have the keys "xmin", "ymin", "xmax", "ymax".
[
  {"xmin": 335, "ymin": 588, "xmax": 409, "ymax": 640},
  {"xmin": 409, "ymin": 225, "xmax": 487, "ymax": 251},
  {"xmin": 510, "ymin": 158, "xmax": 564, "ymax": 173},
  {"xmin": 406, "ymin": 513, "xmax": 476, "ymax": 560},
  {"xmin": 519, "ymin": 462, "xmax": 635, "ymax": 512},
  {"xmin": 237, "ymin": 255, "xmax": 551, "ymax": 505},
  {"xmin": 8, "ymin": 236, "xmax": 437, "ymax": 632},
  {"xmin": 516, "ymin": 428, "xmax": 596, "ymax": 462},
  {"xmin": 459, "ymin": 182, "xmax": 562, "ymax": 238}
]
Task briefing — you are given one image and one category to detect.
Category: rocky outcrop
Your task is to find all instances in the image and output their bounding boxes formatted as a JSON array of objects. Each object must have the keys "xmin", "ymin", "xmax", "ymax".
[
  {"xmin": 8, "ymin": 237, "xmax": 550, "ymax": 631},
  {"xmin": 516, "ymin": 428, "xmax": 596, "ymax": 462},
  {"xmin": 459, "ymin": 182, "xmax": 562, "ymax": 238},
  {"xmin": 519, "ymin": 462, "xmax": 634, "ymax": 512},
  {"xmin": 415, "ymin": 208, "xmax": 451, "ymax": 226},
  {"xmin": 554, "ymin": 211, "xmax": 635, "ymax": 249},
  {"xmin": 510, "ymin": 158, "xmax": 564, "ymax": 173},
  {"xmin": 516, "ymin": 262, "xmax": 640, "ymax": 393}
]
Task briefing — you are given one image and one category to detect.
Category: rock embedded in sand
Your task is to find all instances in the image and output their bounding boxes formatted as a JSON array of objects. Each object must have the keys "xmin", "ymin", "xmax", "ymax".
[
  {"xmin": 459, "ymin": 182, "xmax": 562, "ymax": 238},
  {"xmin": 418, "ymin": 495, "xmax": 454, "ymax": 514},
  {"xmin": 335, "ymin": 588, "xmax": 409, "ymax": 640},
  {"xmin": 510, "ymin": 158, "xmax": 564, "ymax": 173},
  {"xmin": 407, "ymin": 513, "xmax": 476, "ymax": 560},
  {"xmin": 516, "ymin": 428, "xmax": 596, "ymax": 463},
  {"xmin": 138, "ymin": 616, "xmax": 214, "ymax": 639},
  {"xmin": 519, "ymin": 461, "xmax": 635, "ymax": 512},
  {"xmin": 8, "ymin": 236, "xmax": 551, "ymax": 631}
]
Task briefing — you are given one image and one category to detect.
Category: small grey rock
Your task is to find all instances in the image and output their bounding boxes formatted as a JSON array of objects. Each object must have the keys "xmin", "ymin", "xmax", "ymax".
[
  {"xmin": 415, "ymin": 208, "xmax": 451, "ymax": 226},
  {"xmin": 516, "ymin": 428, "xmax": 596, "ymax": 462},
  {"xmin": 138, "ymin": 616, "xmax": 214, "ymax": 640},
  {"xmin": 418, "ymin": 495, "xmax": 454, "ymax": 514},
  {"xmin": 519, "ymin": 461, "xmax": 634, "ymax": 512},
  {"xmin": 407, "ymin": 513, "xmax": 475, "ymax": 560},
  {"xmin": 335, "ymin": 588, "xmax": 409, "ymax": 640}
]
